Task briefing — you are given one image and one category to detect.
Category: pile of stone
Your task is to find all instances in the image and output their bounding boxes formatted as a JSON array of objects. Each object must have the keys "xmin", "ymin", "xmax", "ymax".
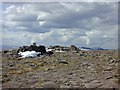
[{"xmin": 17, "ymin": 43, "xmax": 46, "ymax": 55}]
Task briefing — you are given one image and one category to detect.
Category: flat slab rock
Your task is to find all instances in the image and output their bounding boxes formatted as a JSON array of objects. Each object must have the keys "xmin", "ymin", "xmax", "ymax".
[{"xmin": 41, "ymin": 82, "xmax": 60, "ymax": 88}]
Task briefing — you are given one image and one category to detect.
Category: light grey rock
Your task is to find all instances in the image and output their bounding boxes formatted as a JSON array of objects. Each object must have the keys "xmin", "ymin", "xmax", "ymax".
[
  {"xmin": 84, "ymin": 80, "xmax": 101, "ymax": 88},
  {"xmin": 60, "ymin": 85, "xmax": 71, "ymax": 88},
  {"xmin": 57, "ymin": 60, "xmax": 68, "ymax": 64},
  {"xmin": 41, "ymin": 82, "xmax": 60, "ymax": 88}
]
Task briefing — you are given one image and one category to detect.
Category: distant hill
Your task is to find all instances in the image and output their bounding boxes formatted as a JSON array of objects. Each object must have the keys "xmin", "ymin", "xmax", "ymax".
[{"xmin": 79, "ymin": 47, "xmax": 109, "ymax": 51}]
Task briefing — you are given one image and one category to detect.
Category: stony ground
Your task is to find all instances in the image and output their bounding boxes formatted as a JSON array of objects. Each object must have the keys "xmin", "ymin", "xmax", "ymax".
[{"xmin": 1, "ymin": 50, "xmax": 120, "ymax": 88}]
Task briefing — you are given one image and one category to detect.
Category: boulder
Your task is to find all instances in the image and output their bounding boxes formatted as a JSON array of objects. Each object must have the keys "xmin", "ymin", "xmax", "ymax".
[{"xmin": 70, "ymin": 45, "xmax": 79, "ymax": 51}]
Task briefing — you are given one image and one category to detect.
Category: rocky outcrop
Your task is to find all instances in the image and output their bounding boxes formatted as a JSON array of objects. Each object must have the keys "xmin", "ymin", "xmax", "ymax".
[
  {"xmin": 48, "ymin": 45, "xmax": 70, "ymax": 51},
  {"xmin": 70, "ymin": 45, "xmax": 79, "ymax": 51},
  {"xmin": 17, "ymin": 43, "xmax": 46, "ymax": 54},
  {"xmin": 48, "ymin": 45, "xmax": 80, "ymax": 52}
]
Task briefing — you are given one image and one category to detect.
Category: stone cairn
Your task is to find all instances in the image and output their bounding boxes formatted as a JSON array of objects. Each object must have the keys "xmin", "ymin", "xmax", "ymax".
[{"xmin": 17, "ymin": 43, "xmax": 46, "ymax": 55}]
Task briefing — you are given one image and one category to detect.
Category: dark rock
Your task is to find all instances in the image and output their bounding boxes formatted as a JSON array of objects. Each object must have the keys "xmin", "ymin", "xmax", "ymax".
[
  {"xmin": 58, "ymin": 60, "xmax": 68, "ymax": 64},
  {"xmin": 3, "ymin": 50, "xmax": 9, "ymax": 53},
  {"xmin": 80, "ymin": 53, "xmax": 84, "ymax": 56},
  {"xmin": 46, "ymin": 51, "xmax": 54, "ymax": 55},
  {"xmin": 70, "ymin": 45, "xmax": 79, "ymax": 51},
  {"xmin": 17, "ymin": 43, "xmax": 46, "ymax": 54},
  {"xmin": 105, "ymin": 76, "xmax": 113, "ymax": 80}
]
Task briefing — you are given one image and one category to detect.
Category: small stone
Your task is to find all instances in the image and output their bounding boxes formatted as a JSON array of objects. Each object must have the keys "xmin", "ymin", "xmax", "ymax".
[
  {"xmin": 58, "ymin": 60, "xmax": 68, "ymax": 64},
  {"xmin": 104, "ymin": 67, "xmax": 112, "ymax": 71},
  {"xmin": 72, "ymin": 86, "xmax": 80, "ymax": 88},
  {"xmin": 60, "ymin": 85, "xmax": 71, "ymax": 88},
  {"xmin": 68, "ymin": 72, "xmax": 73, "ymax": 75},
  {"xmin": 109, "ymin": 59, "xmax": 114, "ymax": 63},
  {"xmin": 105, "ymin": 76, "xmax": 113, "ymax": 80}
]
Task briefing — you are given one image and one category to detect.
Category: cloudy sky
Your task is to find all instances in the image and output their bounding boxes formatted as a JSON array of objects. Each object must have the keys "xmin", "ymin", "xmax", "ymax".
[{"xmin": 2, "ymin": 2, "xmax": 118, "ymax": 49}]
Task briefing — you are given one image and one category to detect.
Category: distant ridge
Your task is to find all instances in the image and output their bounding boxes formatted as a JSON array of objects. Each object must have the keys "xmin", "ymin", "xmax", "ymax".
[{"xmin": 79, "ymin": 47, "xmax": 109, "ymax": 51}]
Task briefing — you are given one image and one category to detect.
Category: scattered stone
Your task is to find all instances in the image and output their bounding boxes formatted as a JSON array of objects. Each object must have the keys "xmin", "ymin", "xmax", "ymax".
[{"xmin": 2, "ymin": 46, "xmax": 118, "ymax": 88}]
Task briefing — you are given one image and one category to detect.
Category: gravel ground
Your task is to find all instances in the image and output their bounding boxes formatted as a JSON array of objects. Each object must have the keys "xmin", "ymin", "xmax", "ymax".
[{"xmin": 1, "ymin": 50, "xmax": 119, "ymax": 89}]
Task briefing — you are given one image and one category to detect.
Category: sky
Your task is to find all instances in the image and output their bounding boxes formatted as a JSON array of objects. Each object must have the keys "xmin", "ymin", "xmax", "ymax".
[{"xmin": 1, "ymin": 2, "xmax": 118, "ymax": 49}]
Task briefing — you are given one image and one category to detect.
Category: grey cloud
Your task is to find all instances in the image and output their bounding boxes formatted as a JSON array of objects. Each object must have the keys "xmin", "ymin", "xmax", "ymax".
[{"xmin": 2, "ymin": 2, "xmax": 118, "ymax": 49}]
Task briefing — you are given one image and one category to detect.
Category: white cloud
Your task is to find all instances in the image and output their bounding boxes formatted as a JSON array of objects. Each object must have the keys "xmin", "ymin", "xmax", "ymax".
[{"xmin": 2, "ymin": 2, "xmax": 118, "ymax": 49}]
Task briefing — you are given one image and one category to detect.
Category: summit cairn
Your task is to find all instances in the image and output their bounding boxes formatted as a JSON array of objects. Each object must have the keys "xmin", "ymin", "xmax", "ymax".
[{"xmin": 17, "ymin": 43, "xmax": 46, "ymax": 55}]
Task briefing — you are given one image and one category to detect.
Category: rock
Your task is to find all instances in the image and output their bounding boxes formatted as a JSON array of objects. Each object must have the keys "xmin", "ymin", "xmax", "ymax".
[
  {"xmin": 84, "ymin": 80, "xmax": 101, "ymax": 88},
  {"xmin": 81, "ymin": 62, "xmax": 90, "ymax": 67},
  {"xmin": 3, "ymin": 50, "xmax": 9, "ymax": 53},
  {"xmin": 60, "ymin": 85, "xmax": 71, "ymax": 88},
  {"xmin": 41, "ymin": 82, "xmax": 59, "ymax": 88},
  {"xmin": 72, "ymin": 86, "xmax": 80, "ymax": 88},
  {"xmin": 104, "ymin": 67, "xmax": 113, "ymax": 71},
  {"xmin": 68, "ymin": 72, "xmax": 73, "ymax": 75},
  {"xmin": 100, "ymin": 84, "xmax": 116, "ymax": 88},
  {"xmin": 109, "ymin": 56, "xmax": 113, "ymax": 60},
  {"xmin": 58, "ymin": 60, "xmax": 68, "ymax": 64},
  {"xmin": 45, "ymin": 67, "xmax": 54, "ymax": 71},
  {"xmin": 105, "ymin": 76, "xmax": 113, "ymax": 80},
  {"xmin": 70, "ymin": 45, "xmax": 79, "ymax": 51},
  {"xmin": 17, "ymin": 43, "xmax": 46, "ymax": 54},
  {"xmin": 113, "ymin": 59, "xmax": 120, "ymax": 63},
  {"xmin": 80, "ymin": 53, "xmax": 84, "ymax": 56},
  {"xmin": 46, "ymin": 51, "xmax": 53, "ymax": 55}
]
